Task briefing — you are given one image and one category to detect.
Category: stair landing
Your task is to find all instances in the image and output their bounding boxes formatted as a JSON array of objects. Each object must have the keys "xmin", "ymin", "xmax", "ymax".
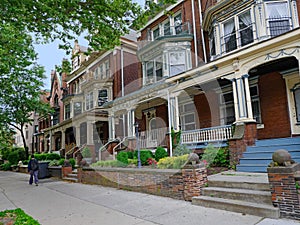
[{"xmin": 192, "ymin": 171, "xmax": 279, "ymax": 218}]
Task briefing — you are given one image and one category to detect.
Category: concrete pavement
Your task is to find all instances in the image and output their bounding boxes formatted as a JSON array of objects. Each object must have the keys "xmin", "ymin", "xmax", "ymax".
[{"xmin": 0, "ymin": 171, "xmax": 299, "ymax": 225}]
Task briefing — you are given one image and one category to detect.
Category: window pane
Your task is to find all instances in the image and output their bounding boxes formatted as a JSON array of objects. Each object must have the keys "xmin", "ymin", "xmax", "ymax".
[
  {"xmin": 153, "ymin": 28, "xmax": 160, "ymax": 39},
  {"xmin": 224, "ymin": 19, "xmax": 237, "ymax": 52},
  {"xmin": 164, "ymin": 22, "xmax": 171, "ymax": 35},
  {"xmin": 238, "ymin": 11, "xmax": 253, "ymax": 46},
  {"xmin": 184, "ymin": 114, "xmax": 195, "ymax": 123},
  {"xmin": 146, "ymin": 62, "xmax": 154, "ymax": 77},
  {"xmin": 174, "ymin": 13, "xmax": 182, "ymax": 34},
  {"xmin": 295, "ymin": 89, "xmax": 300, "ymax": 122},
  {"xmin": 266, "ymin": 2, "xmax": 290, "ymax": 37}
]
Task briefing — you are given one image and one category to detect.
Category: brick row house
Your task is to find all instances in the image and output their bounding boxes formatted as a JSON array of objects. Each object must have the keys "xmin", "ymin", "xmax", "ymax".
[{"xmin": 38, "ymin": 0, "xmax": 300, "ymax": 171}]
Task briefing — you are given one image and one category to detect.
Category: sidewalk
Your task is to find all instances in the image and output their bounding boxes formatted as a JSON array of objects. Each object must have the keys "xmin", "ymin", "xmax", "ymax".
[{"xmin": 0, "ymin": 171, "xmax": 299, "ymax": 225}]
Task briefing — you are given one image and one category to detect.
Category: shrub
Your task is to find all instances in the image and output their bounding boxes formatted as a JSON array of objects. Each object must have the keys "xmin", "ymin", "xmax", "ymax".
[
  {"xmin": 58, "ymin": 158, "xmax": 65, "ymax": 166},
  {"xmin": 48, "ymin": 160, "xmax": 60, "ymax": 166},
  {"xmin": 8, "ymin": 151, "xmax": 19, "ymax": 165},
  {"xmin": 201, "ymin": 145, "xmax": 229, "ymax": 167},
  {"xmin": 173, "ymin": 144, "xmax": 191, "ymax": 156},
  {"xmin": 127, "ymin": 151, "xmax": 134, "ymax": 159},
  {"xmin": 154, "ymin": 147, "xmax": 168, "ymax": 161},
  {"xmin": 69, "ymin": 158, "xmax": 76, "ymax": 168},
  {"xmin": 128, "ymin": 158, "xmax": 137, "ymax": 166},
  {"xmin": 46, "ymin": 153, "xmax": 61, "ymax": 160},
  {"xmin": 134, "ymin": 149, "xmax": 153, "ymax": 166},
  {"xmin": 91, "ymin": 160, "xmax": 127, "ymax": 168},
  {"xmin": 157, "ymin": 154, "xmax": 189, "ymax": 169},
  {"xmin": 117, "ymin": 151, "xmax": 128, "ymax": 165},
  {"xmin": 82, "ymin": 147, "xmax": 92, "ymax": 158},
  {"xmin": 0, "ymin": 162, "xmax": 12, "ymax": 171}
]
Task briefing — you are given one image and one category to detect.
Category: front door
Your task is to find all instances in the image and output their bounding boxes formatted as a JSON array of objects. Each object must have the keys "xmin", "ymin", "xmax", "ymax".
[{"xmin": 285, "ymin": 73, "xmax": 300, "ymax": 134}]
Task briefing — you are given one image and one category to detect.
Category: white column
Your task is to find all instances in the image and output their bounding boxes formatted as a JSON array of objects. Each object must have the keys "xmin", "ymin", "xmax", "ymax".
[
  {"xmin": 127, "ymin": 109, "xmax": 135, "ymax": 137},
  {"xmin": 75, "ymin": 125, "xmax": 80, "ymax": 146},
  {"xmin": 86, "ymin": 122, "xmax": 93, "ymax": 145},
  {"xmin": 108, "ymin": 115, "xmax": 115, "ymax": 140},
  {"xmin": 61, "ymin": 129, "xmax": 65, "ymax": 150},
  {"xmin": 231, "ymin": 78, "xmax": 240, "ymax": 121},
  {"xmin": 169, "ymin": 96, "xmax": 180, "ymax": 131},
  {"xmin": 243, "ymin": 74, "xmax": 254, "ymax": 120}
]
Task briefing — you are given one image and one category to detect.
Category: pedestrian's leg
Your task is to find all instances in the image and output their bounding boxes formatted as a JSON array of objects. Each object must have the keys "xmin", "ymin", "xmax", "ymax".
[
  {"xmin": 33, "ymin": 170, "xmax": 39, "ymax": 186},
  {"xmin": 29, "ymin": 171, "xmax": 33, "ymax": 185}
]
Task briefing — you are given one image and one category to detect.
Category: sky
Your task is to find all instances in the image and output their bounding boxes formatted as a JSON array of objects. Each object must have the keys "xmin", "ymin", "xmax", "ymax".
[{"xmin": 35, "ymin": 0, "xmax": 145, "ymax": 90}]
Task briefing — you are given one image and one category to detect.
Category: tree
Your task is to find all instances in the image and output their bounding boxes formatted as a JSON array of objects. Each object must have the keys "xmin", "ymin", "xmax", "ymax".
[
  {"xmin": 0, "ymin": 0, "xmax": 176, "ymax": 158},
  {"xmin": 0, "ymin": 0, "xmax": 176, "ymax": 53},
  {"xmin": 0, "ymin": 24, "xmax": 52, "ymax": 158}
]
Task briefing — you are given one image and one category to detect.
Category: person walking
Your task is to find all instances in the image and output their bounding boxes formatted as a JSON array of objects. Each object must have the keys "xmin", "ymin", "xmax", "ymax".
[{"xmin": 28, "ymin": 154, "xmax": 39, "ymax": 186}]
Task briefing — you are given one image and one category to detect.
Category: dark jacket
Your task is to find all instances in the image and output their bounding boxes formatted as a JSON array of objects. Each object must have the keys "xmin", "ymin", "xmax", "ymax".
[{"xmin": 28, "ymin": 158, "xmax": 39, "ymax": 172}]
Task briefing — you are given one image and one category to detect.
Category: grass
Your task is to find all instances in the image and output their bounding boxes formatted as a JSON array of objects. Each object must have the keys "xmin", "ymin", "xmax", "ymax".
[{"xmin": 0, "ymin": 208, "xmax": 40, "ymax": 225}]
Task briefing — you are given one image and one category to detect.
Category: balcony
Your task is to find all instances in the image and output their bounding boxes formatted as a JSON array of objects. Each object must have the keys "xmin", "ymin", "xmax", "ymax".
[{"xmin": 137, "ymin": 22, "xmax": 193, "ymax": 51}]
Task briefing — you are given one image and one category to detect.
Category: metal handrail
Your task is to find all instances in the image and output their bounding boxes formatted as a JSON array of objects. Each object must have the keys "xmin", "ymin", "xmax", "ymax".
[
  {"xmin": 65, "ymin": 145, "xmax": 77, "ymax": 159},
  {"xmin": 112, "ymin": 137, "xmax": 129, "ymax": 160},
  {"xmin": 73, "ymin": 143, "xmax": 87, "ymax": 159}
]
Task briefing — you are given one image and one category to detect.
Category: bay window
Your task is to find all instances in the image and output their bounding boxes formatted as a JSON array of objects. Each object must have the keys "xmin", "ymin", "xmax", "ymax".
[
  {"xmin": 85, "ymin": 92, "xmax": 93, "ymax": 110},
  {"xmin": 170, "ymin": 51, "xmax": 185, "ymax": 76},
  {"xmin": 265, "ymin": 1, "xmax": 291, "ymax": 37}
]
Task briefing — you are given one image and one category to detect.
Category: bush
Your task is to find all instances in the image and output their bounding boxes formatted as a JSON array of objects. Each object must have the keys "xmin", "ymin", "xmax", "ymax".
[
  {"xmin": 134, "ymin": 149, "xmax": 153, "ymax": 166},
  {"xmin": 173, "ymin": 144, "xmax": 192, "ymax": 156},
  {"xmin": 91, "ymin": 160, "xmax": 127, "ymax": 168},
  {"xmin": 48, "ymin": 160, "xmax": 60, "ymax": 166},
  {"xmin": 58, "ymin": 158, "xmax": 65, "ymax": 166},
  {"xmin": 157, "ymin": 154, "xmax": 189, "ymax": 169},
  {"xmin": 127, "ymin": 151, "xmax": 134, "ymax": 159},
  {"xmin": 0, "ymin": 162, "xmax": 12, "ymax": 171},
  {"xmin": 69, "ymin": 158, "xmax": 76, "ymax": 168},
  {"xmin": 117, "ymin": 151, "xmax": 128, "ymax": 165},
  {"xmin": 128, "ymin": 158, "xmax": 137, "ymax": 166},
  {"xmin": 8, "ymin": 151, "xmax": 19, "ymax": 165},
  {"xmin": 154, "ymin": 147, "xmax": 168, "ymax": 161},
  {"xmin": 201, "ymin": 145, "xmax": 229, "ymax": 167},
  {"xmin": 82, "ymin": 147, "xmax": 92, "ymax": 158},
  {"xmin": 46, "ymin": 153, "xmax": 61, "ymax": 160}
]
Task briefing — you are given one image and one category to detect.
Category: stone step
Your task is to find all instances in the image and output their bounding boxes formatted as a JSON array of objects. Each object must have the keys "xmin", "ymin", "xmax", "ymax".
[
  {"xmin": 208, "ymin": 179, "xmax": 270, "ymax": 191},
  {"xmin": 62, "ymin": 177, "xmax": 78, "ymax": 183},
  {"xmin": 192, "ymin": 196, "xmax": 279, "ymax": 218},
  {"xmin": 202, "ymin": 187, "xmax": 272, "ymax": 205}
]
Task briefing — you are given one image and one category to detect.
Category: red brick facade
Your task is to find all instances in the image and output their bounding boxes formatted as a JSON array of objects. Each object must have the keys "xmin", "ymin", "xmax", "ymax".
[{"xmin": 258, "ymin": 72, "xmax": 291, "ymax": 139}]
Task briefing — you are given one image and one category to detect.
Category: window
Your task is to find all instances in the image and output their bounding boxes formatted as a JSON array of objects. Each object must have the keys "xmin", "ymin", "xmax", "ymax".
[
  {"xmin": 266, "ymin": 2, "xmax": 290, "ymax": 37},
  {"xmin": 169, "ymin": 51, "xmax": 185, "ymax": 76},
  {"xmin": 80, "ymin": 122, "xmax": 87, "ymax": 145},
  {"xmin": 174, "ymin": 13, "xmax": 182, "ymax": 34},
  {"xmin": 250, "ymin": 85, "xmax": 262, "ymax": 123},
  {"xmin": 222, "ymin": 10, "xmax": 254, "ymax": 53},
  {"xmin": 163, "ymin": 21, "xmax": 171, "ymax": 35},
  {"xmin": 85, "ymin": 92, "xmax": 94, "ymax": 110},
  {"xmin": 220, "ymin": 92, "xmax": 235, "ymax": 125},
  {"xmin": 153, "ymin": 27, "xmax": 160, "ymax": 40},
  {"xmin": 98, "ymin": 89, "xmax": 108, "ymax": 107},
  {"xmin": 94, "ymin": 60, "xmax": 110, "ymax": 79},
  {"xmin": 209, "ymin": 29, "xmax": 216, "ymax": 57},
  {"xmin": 74, "ymin": 102, "xmax": 82, "ymax": 116},
  {"xmin": 105, "ymin": 61, "xmax": 110, "ymax": 77},
  {"xmin": 144, "ymin": 57, "xmax": 163, "ymax": 84},
  {"xmin": 65, "ymin": 104, "xmax": 71, "ymax": 119},
  {"xmin": 294, "ymin": 88, "xmax": 300, "ymax": 122},
  {"xmin": 179, "ymin": 101, "xmax": 196, "ymax": 131},
  {"xmin": 146, "ymin": 61, "xmax": 154, "ymax": 83}
]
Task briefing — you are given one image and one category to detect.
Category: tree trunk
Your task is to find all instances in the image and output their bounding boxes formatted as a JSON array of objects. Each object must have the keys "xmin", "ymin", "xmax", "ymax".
[{"xmin": 20, "ymin": 125, "xmax": 29, "ymax": 159}]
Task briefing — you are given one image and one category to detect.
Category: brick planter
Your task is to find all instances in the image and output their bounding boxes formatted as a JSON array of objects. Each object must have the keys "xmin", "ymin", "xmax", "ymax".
[
  {"xmin": 267, "ymin": 163, "xmax": 300, "ymax": 220},
  {"xmin": 62, "ymin": 166, "xmax": 73, "ymax": 177},
  {"xmin": 78, "ymin": 165, "xmax": 208, "ymax": 201}
]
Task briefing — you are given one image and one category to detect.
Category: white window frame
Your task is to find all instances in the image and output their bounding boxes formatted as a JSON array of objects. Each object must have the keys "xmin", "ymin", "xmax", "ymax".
[
  {"xmin": 221, "ymin": 9, "xmax": 254, "ymax": 54},
  {"xmin": 85, "ymin": 92, "xmax": 94, "ymax": 111},
  {"xmin": 264, "ymin": 0, "xmax": 291, "ymax": 37},
  {"xmin": 169, "ymin": 51, "xmax": 186, "ymax": 76},
  {"xmin": 179, "ymin": 100, "xmax": 196, "ymax": 131},
  {"xmin": 65, "ymin": 103, "xmax": 71, "ymax": 120}
]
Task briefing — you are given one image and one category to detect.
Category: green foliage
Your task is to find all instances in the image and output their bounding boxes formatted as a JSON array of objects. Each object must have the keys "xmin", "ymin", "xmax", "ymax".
[
  {"xmin": 8, "ymin": 151, "xmax": 19, "ymax": 165},
  {"xmin": 173, "ymin": 144, "xmax": 192, "ymax": 156},
  {"xmin": 201, "ymin": 145, "xmax": 229, "ymax": 167},
  {"xmin": 134, "ymin": 149, "xmax": 153, "ymax": 166},
  {"xmin": 157, "ymin": 154, "xmax": 189, "ymax": 169},
  {"xmin": 91, "ymin": 160, "xmax": 127, "ymax": 168},
  {"xmin": 82, "ymin": 147, "xmax": 92, "ymax": 158},
  {"xmin": 0, "ymin": 162, "xmax": 12, "ymax": 171},
  {"xmin": 33, "ymin": 153, "xmax": 61, "ymax": 161},
  {"xmin": 171, "ymin": 128, "xmax": 181, "ymax": 148},
  {"xmin": 58, "ymin": 158, "xmax": 65, "ymax": 166},
  {"xmin": 0, "ymin": 208, "xmax": 40, "ymax": 225},
  {"xmin": 154, "ymin": 147, "xmax": 168, "ymax": 161},
  {"xmin": 69, "ymin": 158, "xmax": 76, "ymax": 168},
  {"xmin": 48, "ymin": 160, "xmax": 60, "ymax": 167},
  {"xmin": 117, "ymin": 151, "xmax": 128, "ymax": 165},
  {"xmin": 127, "ymin": 151, "xmax": 134, "ymax": 159},
  {"xmin": 128, "ymin": 158, "xmax": 138, "ymax": 166}
]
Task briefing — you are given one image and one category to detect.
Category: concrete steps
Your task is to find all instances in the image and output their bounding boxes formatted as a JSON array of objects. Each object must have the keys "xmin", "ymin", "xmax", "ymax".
[
  {"xmin": 192, "ymin": 171, "xmax": 279, "ymax": 218},
  {"xmin": 237, "ymin": 137, "xmax": 300, "ymax": 172},
  {"xmin": 62, "ymin": 170, "xmax": 78, "ymax": 183}
]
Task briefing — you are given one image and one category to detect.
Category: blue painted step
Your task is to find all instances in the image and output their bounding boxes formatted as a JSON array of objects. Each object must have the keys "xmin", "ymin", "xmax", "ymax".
[{"xmin": 236, "ymin": 137, "xmax": 300, "ymax": 173}]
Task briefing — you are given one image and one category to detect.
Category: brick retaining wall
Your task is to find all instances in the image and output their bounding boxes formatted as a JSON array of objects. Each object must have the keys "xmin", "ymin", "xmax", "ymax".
[{"xmin": 78, "ymin": 165, "xmax": 207, "ymax": 201}]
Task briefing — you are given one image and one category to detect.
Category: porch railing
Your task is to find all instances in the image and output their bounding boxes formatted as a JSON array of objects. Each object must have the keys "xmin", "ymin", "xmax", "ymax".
[
  {"xmin": 180, "ymin": 125, "xmax": 233, "ymax": 144},
  {"xmin": 139, "ymin": 127, "xmax": 168, "ymax": 149}
]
